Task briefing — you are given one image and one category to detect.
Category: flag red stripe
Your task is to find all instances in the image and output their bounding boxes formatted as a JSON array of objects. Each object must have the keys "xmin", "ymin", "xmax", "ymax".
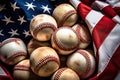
[
  {"xmin": 92, "ymin": 16, "xmax": 116, "ymax": 49},
  {"xmin": 111, "ymin": 45, "xmax": 120, "ymax": 69},
  {"xmin": 102, "ymin": 6, "xmax": 116, "ymax": 18},
  {"xmin": 78, "ymin": 3, "xmax": 92, "ymax": 20},
  {"xmin": 113, "ymin": 7, "xmax": 120, "ymax": 16},
  {"xmin": 76, "ymin": 2, "xmax": 120, "ymax": 80}
]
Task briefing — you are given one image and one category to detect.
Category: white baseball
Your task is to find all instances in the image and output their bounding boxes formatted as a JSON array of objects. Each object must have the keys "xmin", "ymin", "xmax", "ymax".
[
  {"xmin": 13, "ymin": 59, "xmax": 39, "ymax": 80},
  {"xmin": 30, "ymin": 47, "xmax": 60, "ymax": 77},
  {"xmin": 30, "ymin": 14, "xmax": 58, "ymax": 41},
  {"xmin": 27, "ymin": 38, "xmax": 51, "ymax": 55},
  {"xmin": 51, "ymin": 26, "xmax": 80, "ymax": 55},
  {"xmin": 52, "ymin": 3, "xmax": 78, "ymax": 27},
  {"xmin": 67, "ymin": 49, "xmax": 96, "ymax": 79},
  {"xmin": 0, "ymin": 38, "xmax": 27, "ymax": 65},
  {"xmin": 72, "ymin": 24, "xmax": 91, "ymax": 49},
  {"xmin": 51, "ymin": 67, "xmax": 80, "ymax": 80}
]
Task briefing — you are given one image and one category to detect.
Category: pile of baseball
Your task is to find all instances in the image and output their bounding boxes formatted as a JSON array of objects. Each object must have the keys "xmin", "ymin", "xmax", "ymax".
[{"xmin": 0, "ymin": 3, "xmax": 96, "ymax": 80}]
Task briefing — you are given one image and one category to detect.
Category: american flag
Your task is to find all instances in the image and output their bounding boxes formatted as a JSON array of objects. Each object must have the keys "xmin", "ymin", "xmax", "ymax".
[
  {"xmin": 0, "ymin": 0, "xmax": 67, "ymax": 79},
  {"xmin": 0, "ymin": 0, "xmax": 120, "ymax": 80},
  {"xmin": 70, "ymin": 0, "xmax": 120, "ymax": 80},
  {"xmin": 0, "ymin": 0, "xmax": 68, "ymax": 44}
]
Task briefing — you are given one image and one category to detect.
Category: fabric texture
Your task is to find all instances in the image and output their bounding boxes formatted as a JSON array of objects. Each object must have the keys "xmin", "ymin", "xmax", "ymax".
[{"xmin": 70, "ymin": 0, "xmax": 120, "ymax": 80}]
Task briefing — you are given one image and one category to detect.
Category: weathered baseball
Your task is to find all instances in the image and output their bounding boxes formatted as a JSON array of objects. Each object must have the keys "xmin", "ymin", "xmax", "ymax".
[
  {"xmin": 52, "ymin": 3, "xmax": 78, "ymax": 27},
  {"xmin": 51, "ymin": 67, "xmax": 80, "ymax": 80},
  {"xmin": 27, "ymin": 38, "xmax": 51, "ymax": 55},
  {"xmin": 30, "ymin": 14, "xmax": 58, "ymax": 41},
  {"xmin": 0, "ymin": 38, "xmax": 27, "ymax": 65},
  {"xmin": 66, "ymin": 49, "xmax": 96, "ymax": 79},
  {"xmin": 72, "ymin": 24, "xmax": 91, "ymax": 49},
  {"xmin": 30, "ymin": 47, "xmax": 60, "ymax": 77},
  {"xmin": 51, "ymin": 26, "xmax": 80, "ymax": 55},
  {"xmin": 13, "ymin": 59, "xmax": 39, "ymax": 80}
]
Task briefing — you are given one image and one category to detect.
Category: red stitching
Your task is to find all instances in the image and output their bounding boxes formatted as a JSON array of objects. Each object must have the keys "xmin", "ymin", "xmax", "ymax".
[
  {"xmin": 33, "ymin": 22, "xmax": 57, "ymax": 38},
  {"xmin": 0, "ymin": 38, "xmax": 22, "ymax": 48},
  {"xmin": 53, "ymin": 27, "xmax": 80, "ymax": 51},
  {"xmin": 35, "ymin": 55, "xmax": 60, "ymax": 73},
  {"xmin": 5, "ymin": 51, "xmax": 27, "ymax": 64},
  {"xmin": 53, "ymin": 68, "xmax": 67, "ymax": 80},
  {"xmin": 76, "ymin": 50, "xmax": 91, "ymax": 78},
  {"xmin": 14, "ymin": 65, "xmax": 29, "ymax": 71},
  {"xmin": 59, "ymin": 10, "xmax": 77, "ymax": 27}
]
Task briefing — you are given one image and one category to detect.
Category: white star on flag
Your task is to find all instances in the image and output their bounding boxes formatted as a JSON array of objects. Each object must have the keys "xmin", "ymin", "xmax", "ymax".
[
  {"xmin": 10, "ymin": 2, "xmax": 20, "ymax": 11},
  {"xmin": 8, "ymin": 29, "xmax": 19, "ymax": 37},
  {"xmin": 2, "ymin": 16, "xmax": 14, "ymax": 25},
  {"xmin": 0, "ymin": 30, "xmax": 4, "ymax": 36},
  {"xmin": 32, "ymin": 15, "xmax": 35, "ymax": 18},
  {"xmin": 0, "ymin": 4, "xmax": 6, "ymax": 11},
  {"xmin": 24, "ymin": 2, "xmax": 36, "ymax": 11},
  {"xmin": 23, "ymin": 30, "xmax": 31, "ymax": 37},
  {"xmin": 41, "ymin": 5, "xmax": 51, "ymax": 14},
  {"xmin": 17, "ymin": 16, "xmax": 27, "ymax": 25}
]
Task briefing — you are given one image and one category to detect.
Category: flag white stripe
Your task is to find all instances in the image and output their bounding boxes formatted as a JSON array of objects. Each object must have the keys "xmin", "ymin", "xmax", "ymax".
[
  {"xmin": 0, "ymin": 67, "xmax": 7, "ymax": 76},
  {"xmin": 111, "ymin": 2, "xmax": 120, "ymax": 8},
  {"xmin": 115, "ymin": 72, "xmax": 120, "ymax": 80},
  {"xmin": 69, "ymin": 0, "xmax": 81, "ymax": 9},
  {"xmin": 85, "ymin": 10, "xmax": 104, "ymax": 31},
  {"xmin": 98, "ymin": 23, "xmax": 120, "ymax": 73},
  {"xmin": 106, "ymin": 0, "xmax": 120, "ymax": 7},
  {"xmin": 95, "ymin": 1, "xmax": 109, "ymax": 10},
  {"xmin": 112, "ymin": 15, "xmax": 120, "ymax": 24}
]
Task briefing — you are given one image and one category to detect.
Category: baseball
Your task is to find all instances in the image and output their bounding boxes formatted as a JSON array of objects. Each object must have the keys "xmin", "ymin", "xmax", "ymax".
[
  {"xmin": 72, "ymin": 24, "xmax": 91, "ymax": 49},
  {"xmin": 27, "ymin": 38, "xmax": 51, "ymax": 55},
  {"xmin": 51, "ymin": 67, "xmax": 80, "ymax": 80},
  {"xmin": 0, "ymin": 38, "xmax": 27, "ymax": 65},
  {"xmin": 51, "ymin": 26, "xmax": 80, "ymax": 55},
  {"xmin": 52, "ymin": 3, "xmax": 78, "ymax": 27},
  {"xmin": 13, "ymin": 59, "xmax": 39, "ymax": 80},
  {"xmin": 66, "ymin": 49, "xmax": 96, "ymax": 79},
  {"xmin": 30, "ymin": 47, "xmax": 60, "ymax": 77},
  {"xmin": 30, "ymin": 14, "xmax": 58, "ymax": 41}
]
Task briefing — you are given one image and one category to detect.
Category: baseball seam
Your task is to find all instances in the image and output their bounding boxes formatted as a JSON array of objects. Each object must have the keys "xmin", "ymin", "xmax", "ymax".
[
  {"xmin": 53, "ymin": 27, "xmax": 80, "ymax": 51},
  {"xmin": 14, "ymin": 65, "xmax": 29, "ymax": 71},
  {"xmin": 53, "ymin": 68, "xmax": 67, "ymax": 80},
  {"xmin": 0, "ymin": 38, "xmax": 23, "ymax": 48},
  {"xmin": 76, "ymin": 24, "xmax": 91, "ymax": 43},
  {"xmin": 77, "ymin": 50, "xmax": 91, "ymax": 78},
  {"xmin": 5, "ymin": 51, "xmax": 27, "ymax": 65},
  {"xmin": 76, "ymin": 24, "xmax": 82, "ymax": 41},
  {"xmin": 79, "ymin": 25, "xmax": 91, "ymax": 43},
  {"xmin": 35, "ymin": 55, "xmax": 60, "ymax": 73},
  {"xmin": 33, "ymin": 22, "xmax": 57, "ymax": 39},
  {"xmin": 59, "ymin": 10, "xmax": 77, "ymax": 27}
]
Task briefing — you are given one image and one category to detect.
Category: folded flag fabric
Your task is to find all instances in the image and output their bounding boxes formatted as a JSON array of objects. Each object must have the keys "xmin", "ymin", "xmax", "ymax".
[
  {"xmin": 103, "ymin": 0, "xmax": 120, "ymax": 16},
  {"xmin": 78, "ymin": 0, "xmax": 120, "ymax": 17},
  {"xmin": 70, "ymin": 0, "xmax": 120, "ymax": 80},
  {"xmin": 93, "ymin": 0, "xmax": 120, "ymax": 24},
  {"xmin": 0, "ymin": 64, "xmax": 13, "ymax": 80}
]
